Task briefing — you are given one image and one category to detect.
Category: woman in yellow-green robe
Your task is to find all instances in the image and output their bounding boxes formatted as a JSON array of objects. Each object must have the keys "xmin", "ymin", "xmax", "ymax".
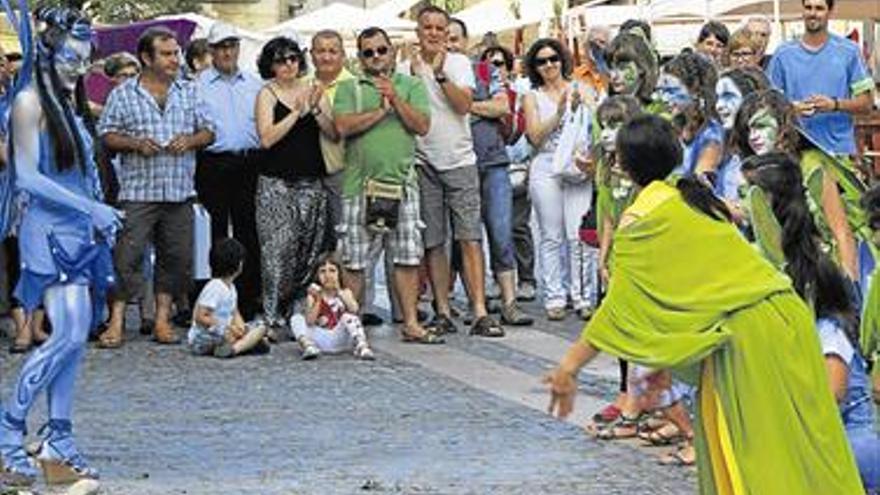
[{"xmin": 546, "ymin": 115, "xmax": 863, "ymax": 494}]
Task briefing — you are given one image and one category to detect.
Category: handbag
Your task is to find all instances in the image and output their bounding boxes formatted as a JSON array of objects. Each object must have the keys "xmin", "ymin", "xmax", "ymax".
[
  {"xmin": 192, "ymin": 203, "xmax": 212, "ymax": 280},
  {"xmin": 551, "ymin": 87, "xmax": 592, "ymax": 184},
  {"xmin": 354, "ymin": 80, "xmax": 403, "ymax": 233},
  {"xmin": 364, "ymin": 178, "xmax": 403, "ymax": 233}
]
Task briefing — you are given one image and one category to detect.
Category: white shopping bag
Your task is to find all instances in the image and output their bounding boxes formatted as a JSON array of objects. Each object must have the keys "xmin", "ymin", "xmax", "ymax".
[
  {"xmin": 552, "ymin": 89, "xmax": 592, "ymax": 184},
  {"xmin": 192, "ymin": 203, "xmax": 212, "ymax": 280}
]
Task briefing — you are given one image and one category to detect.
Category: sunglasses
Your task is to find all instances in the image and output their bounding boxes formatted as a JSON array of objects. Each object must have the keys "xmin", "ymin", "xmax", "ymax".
[
  {"xmin": 490, "ymin": 59, "xmax": 505, "ymax": 67},
  {"xmin": 273, "ymin": 53, "xmax": 299, "ymax": 65},
  {"xmin": 214, "ymin": 40, "xmax": 240, "ymax": 50},
  {"xmin": 535, "ymin": 54, "xmax": 560, "ymax": 67},
  {"xmin": 360, "ymin": 46, "xmax": 390, "ymax": 59}
]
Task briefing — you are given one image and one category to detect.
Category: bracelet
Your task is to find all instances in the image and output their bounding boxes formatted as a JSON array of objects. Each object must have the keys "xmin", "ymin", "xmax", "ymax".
[
  {"xmin": 434, "ymin": 72, "xmax": 448, "ymax": 84},
  {"xmin": 311, "ymin": 106, "xmax": 322, "ymax": 116},
  {"xmin": 833, "ymin": 98, "xmax": 839, "ymax": 112}
]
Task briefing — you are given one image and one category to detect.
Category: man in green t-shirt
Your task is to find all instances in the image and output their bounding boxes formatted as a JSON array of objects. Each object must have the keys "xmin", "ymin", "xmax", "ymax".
[{"xmin": 334, "ymin": 27, "xmax": 440, "ymax": 344}]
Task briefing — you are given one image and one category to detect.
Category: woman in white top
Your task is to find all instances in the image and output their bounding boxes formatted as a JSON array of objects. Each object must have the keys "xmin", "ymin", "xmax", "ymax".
[{"xmin": 521, "ymin": 38, "xmax": 597, "ymax": 321}]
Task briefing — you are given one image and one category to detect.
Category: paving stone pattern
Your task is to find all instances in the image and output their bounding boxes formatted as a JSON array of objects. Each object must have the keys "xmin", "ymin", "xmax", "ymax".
[{"xmin": 0, "ymin": 298, "xmax": 696, "ymax": 495}]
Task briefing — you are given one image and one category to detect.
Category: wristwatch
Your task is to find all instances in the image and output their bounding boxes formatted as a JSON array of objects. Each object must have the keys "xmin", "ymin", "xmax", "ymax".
[{"xmin": 434, "ymin": 72, "xmax": 448, "ymax": 84}]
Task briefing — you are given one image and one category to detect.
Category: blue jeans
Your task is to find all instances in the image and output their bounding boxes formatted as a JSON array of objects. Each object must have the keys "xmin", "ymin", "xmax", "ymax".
[
  {"xmin": 480, "ymin": 164, "xmax": 515, "ymax": 275},
  {"xmin": 848, "ymin": 426, "xmax": 880, "ymax": 491}
]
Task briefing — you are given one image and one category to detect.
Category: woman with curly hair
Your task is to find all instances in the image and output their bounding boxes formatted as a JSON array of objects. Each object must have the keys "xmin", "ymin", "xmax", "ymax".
[
  {"xmin": 655, "ymin": 51, "xmax": 724, "ymax": 178},
  {"xmin": 522, "ymin": 38, "xmax": 596, "ymax": 321},
  {"xmin": 735, "ymin": 89, "xmax": 864, "ymax": 281},
  {"xmin": 254, "ymin": 36, "xmax": 337, "ymax": 330}
]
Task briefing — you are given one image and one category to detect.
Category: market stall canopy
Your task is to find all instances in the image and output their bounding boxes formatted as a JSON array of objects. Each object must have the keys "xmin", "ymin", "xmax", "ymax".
[
  {"xmin": 456, "ymin": 0, "xmax": 555, "ymax": 37},
  {"xmin": 263, "ymin": 2, "xmax": 416, "ymax": 37}
]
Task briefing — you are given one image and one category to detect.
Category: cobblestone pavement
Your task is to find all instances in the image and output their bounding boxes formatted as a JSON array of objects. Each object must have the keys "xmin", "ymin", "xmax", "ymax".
[{"xmin": 0, "ymin": 296, "xmax": 696, "ymax": 495}]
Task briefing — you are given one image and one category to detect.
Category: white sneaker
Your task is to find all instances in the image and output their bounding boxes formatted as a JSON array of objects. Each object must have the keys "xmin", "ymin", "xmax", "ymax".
[
  {"xmin": 354, "ymin": 343, "xmax": 375, "ymax": 361},
  {"xmin": 301, "ymin": 344, "xmax": 321, "ymax": 360}
]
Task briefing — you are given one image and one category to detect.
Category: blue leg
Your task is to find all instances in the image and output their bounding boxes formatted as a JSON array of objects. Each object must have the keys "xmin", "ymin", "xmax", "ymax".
[{"xmin": 0, "ymin": 284, "xmax": 93, "ymax": 481}]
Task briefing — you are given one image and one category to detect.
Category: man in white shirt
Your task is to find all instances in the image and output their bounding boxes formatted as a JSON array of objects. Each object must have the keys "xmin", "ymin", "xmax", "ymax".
[{"xmin": 399, "ymin": 6, "xmax": 504, "ymax": 337}]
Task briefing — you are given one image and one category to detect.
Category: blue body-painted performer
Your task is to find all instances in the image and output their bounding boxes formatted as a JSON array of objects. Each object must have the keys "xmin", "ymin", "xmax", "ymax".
[{"xmin": 0, "ymin": 4, "xmax": 122, "ymax": 486}]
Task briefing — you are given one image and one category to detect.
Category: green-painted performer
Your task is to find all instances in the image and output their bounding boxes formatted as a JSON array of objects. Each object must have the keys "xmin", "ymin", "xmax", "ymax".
[{"xmin": 546, "ymin": 115, "xmax": 863, "ymax": 494}]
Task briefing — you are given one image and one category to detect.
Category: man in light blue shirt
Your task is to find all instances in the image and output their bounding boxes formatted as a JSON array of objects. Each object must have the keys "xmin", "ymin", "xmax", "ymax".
[
  {"xmin": 195, "ymin": 22, "xmax": 264, "ymax": 320},
  {"xmin": 767, "ymin": 0, "xmax": 874, "ymax": 156}
]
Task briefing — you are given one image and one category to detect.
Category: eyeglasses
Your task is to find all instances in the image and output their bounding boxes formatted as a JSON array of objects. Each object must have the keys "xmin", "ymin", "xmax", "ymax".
[
  {"xmin": 273, "ymin": 53, "xmax": 299, "ymax": 65},
  {"xmin": 117, "ymin": 70, "xmax": 138, "ymax": 79},
  {"xmin": 731, "ymin": 50, "xmax": 754, "ymax": 59},
  {"xmin": 535, "ymin": 54, "xmax": 560, "ymax": 67},
  {"xmin": 360, "ymin": 46, "xmax": 390, "ymax": 59},
  {"xmin": 490, "ymin": 59, "xmax": 506, "ymax": 68}
]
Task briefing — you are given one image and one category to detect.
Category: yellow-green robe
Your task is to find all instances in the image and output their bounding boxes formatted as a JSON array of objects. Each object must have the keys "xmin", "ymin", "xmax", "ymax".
[{"xmin": 581, "ymin": 181, "xmax": 863, "ymax": 494}]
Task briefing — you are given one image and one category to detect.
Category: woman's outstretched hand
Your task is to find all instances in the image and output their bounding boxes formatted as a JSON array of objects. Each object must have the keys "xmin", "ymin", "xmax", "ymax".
[{"xmin": 544, "ymin": 367, "xmax": 578, "ymax": 418}]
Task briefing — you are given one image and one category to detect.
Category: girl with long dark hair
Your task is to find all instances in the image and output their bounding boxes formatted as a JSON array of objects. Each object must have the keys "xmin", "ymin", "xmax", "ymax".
[
  {"xmin": 743, "ymin": 152, "xmax": 879, "ymax": 492},
  {"xmin": 545, "ymin": 115, "xmax": 862, "ymax": 494}
]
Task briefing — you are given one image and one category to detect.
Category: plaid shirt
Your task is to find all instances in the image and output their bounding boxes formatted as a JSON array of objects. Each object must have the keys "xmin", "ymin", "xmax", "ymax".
[{"xmin": 98, "ymin": 77, "xmax": 213, "ymax": 203}]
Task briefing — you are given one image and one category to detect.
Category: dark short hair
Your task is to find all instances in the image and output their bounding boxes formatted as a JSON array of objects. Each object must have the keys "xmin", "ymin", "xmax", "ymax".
[
  {"xmin": 450, "ymin": 17, "xmax": 468, "ymax": 39},
  {"xmin": 104, "ymin": 52, "xmax": 140, "ymax": 78},
  {"xmin": 312, "ymin": 30, "xmax": 344, "ymax": 49},
  {"xmin": 617, "ymin": 115, "xmax": 682, "ymax": 187},
  {"xmin": 417, "ymin": 5, "xmax": 450, "ymax": 25},
  {"xmin": 312, "ymin": 252, "xmax": 343, "ymax": 286},
  {"xmin": 357, "ymin": 27, "xmax": 392, "ymax": 51},
  {"xmin": 481, "ymin": 45, "xmax": 514, "ymax": 71},
  {"xmin": 257, "ymin": 36, "xmax": 307, "ymax": 80},
  {"xmin": 136, "ymin": 26, "xmax": 177, "ymax": 65},
  {"xmin": 524, "ymin": 38, "xmax": 572, "ymax": 88},
  {"xmin": 184, "ymin": 38, "xmax": 210, "ymax": 72},
  {"xmin": 698, "ymin": 21, "xmax": 730, "ymax": 45},
  {"xmin": 210, "ymin": 238, "xmax": 246, "ymax": 278},
  {"xmin": 802, "ymin": 0, "xmax": 834, "ymax": 9}
]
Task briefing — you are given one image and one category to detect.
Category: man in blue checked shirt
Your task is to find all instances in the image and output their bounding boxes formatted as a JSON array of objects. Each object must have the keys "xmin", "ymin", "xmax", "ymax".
[
  {"xmin": 98, "ymin": 27, "xmax": 214, "ymax": 347},
  {"xmin": 194, "ymin": 22, "xmax": 264, "ymax": 321}
]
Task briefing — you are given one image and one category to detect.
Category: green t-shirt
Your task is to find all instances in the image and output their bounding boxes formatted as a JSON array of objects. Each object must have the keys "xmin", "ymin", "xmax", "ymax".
[{"xmin": 334, "ymin": 73, "xmax": 430, "ymax": 197}]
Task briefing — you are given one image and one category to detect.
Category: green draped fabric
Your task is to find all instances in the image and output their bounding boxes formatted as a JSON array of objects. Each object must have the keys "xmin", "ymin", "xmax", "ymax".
[
  {"xmin": 861, "ymin": 267, "xmax": 880, "ymax": 362},
  {"xmin": 581, "ymin": 181, "xmax": 863, "ymax": 494}
]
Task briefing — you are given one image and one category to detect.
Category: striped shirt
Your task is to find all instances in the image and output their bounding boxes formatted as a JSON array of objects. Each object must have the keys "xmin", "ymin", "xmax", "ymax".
[{"xmin": 98, "ymin": 77, "xmax": 213, "ymax": 202}]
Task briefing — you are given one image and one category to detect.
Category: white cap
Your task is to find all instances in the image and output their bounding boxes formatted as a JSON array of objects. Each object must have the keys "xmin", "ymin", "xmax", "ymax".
[{"xmin": 207, "ymin": 22, "xmax": 240, "ymax": 45}]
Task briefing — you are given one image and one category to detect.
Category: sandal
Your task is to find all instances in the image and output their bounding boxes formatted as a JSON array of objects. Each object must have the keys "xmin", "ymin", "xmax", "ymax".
[
  {"xmin": 97, "ymin": 328, "xmax": 123, "ymax": 349},
  {"xmin": 641, "ymin": 422, "xmax": 684, "ymax": 446},
  {"xmin": 658, "ymin": 442, "xmax": 696, "ymax": 467},
  {"xmin": 594, "ymin": 413, "xmax": 642, "ymax": 440},
  {"xmin": 470, "ymin": 316, "xmax": 505, "ymax": 338},
  {"xmin": 401, "ymin": 328, "xmax": 445, "ymax": 345}
]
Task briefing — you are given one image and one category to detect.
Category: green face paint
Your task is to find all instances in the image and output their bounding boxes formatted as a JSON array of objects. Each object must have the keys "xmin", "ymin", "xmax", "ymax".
[
  {"xmin": 610, "ymin": 60, "xmax": 640, "ymax": 95},
  {"xmin": 747, "ymin": 108, "xmax": 780, "ymax": 156}
]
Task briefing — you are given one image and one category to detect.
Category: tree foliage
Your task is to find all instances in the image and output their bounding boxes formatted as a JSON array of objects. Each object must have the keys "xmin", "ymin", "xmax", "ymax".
[{"xmin": 30, "ymin": 0, "xmax": 202, "ymax": 24}]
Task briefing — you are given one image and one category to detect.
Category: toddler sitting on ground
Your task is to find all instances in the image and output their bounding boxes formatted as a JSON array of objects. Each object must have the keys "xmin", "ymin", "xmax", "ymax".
[
  {"xmin": 290, "ymin": 254, "xmax": 374, "ymax": 360},
  {"xmin": 188, "ymin": 238, "xmax": 269, "ymax": 358}
]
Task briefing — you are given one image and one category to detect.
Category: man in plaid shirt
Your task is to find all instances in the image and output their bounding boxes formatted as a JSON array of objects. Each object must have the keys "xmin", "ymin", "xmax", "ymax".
[{"xmin": 98, "ymin": 27, "xmax": 214, "ymax": 347}]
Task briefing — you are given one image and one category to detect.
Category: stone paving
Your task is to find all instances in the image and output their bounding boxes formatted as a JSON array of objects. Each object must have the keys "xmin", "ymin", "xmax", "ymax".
[{"xmin": 0, "ymin": 296, "xmax": 697, "ymax": 495}]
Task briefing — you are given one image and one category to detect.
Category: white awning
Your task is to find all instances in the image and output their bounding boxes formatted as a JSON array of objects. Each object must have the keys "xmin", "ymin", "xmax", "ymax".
[
  {"xmin": 263, "ymin": 2, "xmax": 416, "ymax": 37},
  {"xmin": 456, "ymin": 0, "xmax": 555, "ymax": 37}
]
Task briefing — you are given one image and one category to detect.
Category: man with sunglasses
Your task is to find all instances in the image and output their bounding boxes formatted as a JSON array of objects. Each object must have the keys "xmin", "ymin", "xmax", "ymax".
[
  {"xmin": 399, "ymin": 6, "xmax": 505, "ymax": 338},
  {"xmin": 194, "ymin": 22, "xmax": 264, "ymax": 322},
  {"xmin": 334, "ymin": 27, "xmax": 439, "ymax": 344}
]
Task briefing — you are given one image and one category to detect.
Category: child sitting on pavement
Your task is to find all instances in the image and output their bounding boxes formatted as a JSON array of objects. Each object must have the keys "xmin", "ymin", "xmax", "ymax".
[
  {"xmin": 188, "ymin": 238, "xmax": 269, "ymax": 358},
  {"xmin": 290, "ymin": 254, "xmax": 374, "ymax": 361}
]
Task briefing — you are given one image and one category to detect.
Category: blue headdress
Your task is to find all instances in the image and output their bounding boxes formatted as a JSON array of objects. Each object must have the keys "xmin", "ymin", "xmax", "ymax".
[{"xmin": 0, "ymin": 1, "xmax": 96, "ymax": 238}]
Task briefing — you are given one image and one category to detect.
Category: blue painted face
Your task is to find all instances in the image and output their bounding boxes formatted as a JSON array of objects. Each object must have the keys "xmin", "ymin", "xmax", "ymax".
[
  {"xmin": 655, "ymin": 72, "xmax": 693, "ymax": 116},
  {"xmin": 715, "ymin": 77, "xmax": 744, "ymax": 131},
  {"xmin": 54, "ymin": 37, "xmax": 91, "ymax": 91}
]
